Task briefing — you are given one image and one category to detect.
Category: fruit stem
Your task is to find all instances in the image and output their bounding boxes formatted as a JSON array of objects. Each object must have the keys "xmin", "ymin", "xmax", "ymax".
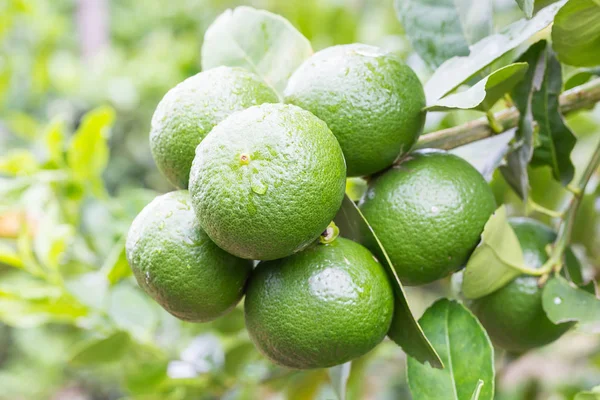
[
  {"xmin": 526, "ymin": 198, "xmax": 564, "ymax": 219},
  {"xmin": 535, "ymin": 139, "xmax": 600, "ymax": 281},
  {"xmin": 416, "ymin": 78, "xmax": 600, "ymax": 150}
]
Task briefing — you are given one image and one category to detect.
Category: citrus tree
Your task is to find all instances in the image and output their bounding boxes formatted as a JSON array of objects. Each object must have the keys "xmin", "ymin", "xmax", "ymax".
[{"xmin": 1, "ymin": 0, "xmax": 600, "ymax": 399}]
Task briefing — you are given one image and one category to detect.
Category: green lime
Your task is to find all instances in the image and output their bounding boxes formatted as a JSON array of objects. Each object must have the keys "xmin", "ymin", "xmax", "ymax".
[
  {"xmin": 189, "ymin": 103, "xmax": 346, "ymax": 261},
  {"xmin": 150, "ymin": 66, "xmax": 278, "ymax": 189},
  {"xmin": 244, "ymin": 237, "xmax": 394, "ymax": 369},
  {"xmin": 284, "ymin": 43, "xmax": 425, "ymax": 177},
  {"xmin": 470, "ymin": 217, "xmax": 573, "ymax": 352},
  {"xmin": 125, "ymin": 190, "xmax": 253, "ymax": 322},
  {"xmin": 359, "ymin": 149, "xmax": 496, "ymax": 285}
]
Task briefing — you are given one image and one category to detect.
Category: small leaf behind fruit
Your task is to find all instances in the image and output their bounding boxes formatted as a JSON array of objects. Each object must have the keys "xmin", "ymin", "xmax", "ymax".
[
  {"xmin": 201, "ymin": 6, "xmax": 313, "ymax": 96},
  {"xmin": 426, "ymin": 63, "xmax": 528, "ymax": 112},
  {"xmin": 406, "ymin": 299, "xmax": 494, "ymax": 400},
  {"xmin": 424, "ymin": 1, "xmax": 565, "ymax": 104},
  {"xmin": 542, "ymin": 275, "xmax": 600, "ymax": 330},
  {"xmin": 462, "ymin": 206, "xmax": 526, "ymax": 299},
  {"xmin": 552, "ymin": 0, "xmax": 600, "ymax": 67},
  {"xmin": 515, "ymin": 0, "xmax": 534, "ymax": 18},
  {"xmin": 334, "ymin": 195, "xmax": 443, "ymax": 368},
  {"xmin": 394, "ymin": 0, "xmax": 492, "ymax": 69}
]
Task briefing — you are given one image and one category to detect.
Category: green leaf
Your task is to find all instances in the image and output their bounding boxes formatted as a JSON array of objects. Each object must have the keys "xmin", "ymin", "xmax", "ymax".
[
  {"xmin": 500, "ymin": 41, "xmax": 548, "ymax": 200},
  {"xmin": 101, "ymin": 241, "xmax": 131, "ymax": 285},
  {"xmin": 66, "ymin": 272, "xmax": 109, "ymax": 310},
  {"xmin": 201, "ymin": 6, "xmax": 312, "ymax": 95},
  {"xmin": 564, "ymin": 67, "xmax": 600, "ymax": 90},
  {"xmin": 424, "ymin": 1, "xmax": 565, "ymax": 104},
  {"xmin": 328, "ymin": 362, "xmax": 351, "ymax": 400},
  {"xmin": 542, "ymin": 275, "xmax": 600, "ymax": 328},
  {"xmin": 0, "ymin": 150, "xmax": 39, "ymax": 176},
  {"xmin": 426, "ymin": 63, "xmax": 528, "ymax": 112},
  {"xmin": 462, "ymin": 206, "xmax": 526, "ymax": 299},
  {"xmin": 394, "ymin": 0, "xmax": 492, "ymax": 68},
  {"xmin": 66, "ymin": 106, "xmax": 115, "ymax": 181},
  {"xmin": 515, "ymin": 0, "xmax": 534, "ymax": 18},
  {"xmin": 69, "ymin": 331, "xmax": 131, "ymax": 366},
  {"xmin": 529, "ymin": 49, "xmax": 576, "ymax": 185},
  {"xmin": 43, "ymin": 119, "xmax": 65, "ymax": 166},
  {"xmin": 334, "ymin": 195, "xmax": 442, "ymax": 368},
  {"xmin": 0, "ymin": 242, "xmax": 23, "ymax": 269},
  {"xmin": 575, "ymin": 386, "xmax": 600, "ymax": 400},
  {"xmin": 552, "ymin": 0, "xmax": 600, "ymax": 67},
  {"xmin": 406, "ymin": 299, "xmax": 494, "ymax": 400}
]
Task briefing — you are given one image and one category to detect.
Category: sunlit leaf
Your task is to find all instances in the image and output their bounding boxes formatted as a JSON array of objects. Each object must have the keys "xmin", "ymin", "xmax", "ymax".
[
  {"xmin": 542, "ymin": 275, "xmax": 600, "ymax": 330},
  {"xmin": 462, "ymin": 206, "xmax": 526, "ymax": 299},
  {"xmin": 201, "ymin": 6, "xmax": 312, "ymax": 95},
  {"xmin": 394, "ymin": 0, "xmax": 492, "ymax": 68},
  {"xmin": 69, "ymin": 331, "xmax": 131, "ymax": 366},
  {"xmin": 334, "ymin": 195, "xmax": 443, "ymax": 368},
  {"xmin": 328, "ymin": 362, "xmax": 351, "ymax": 400},
  {"xmin": 66, "ymin": 272, "xmax": 109, "ymax": 310},
  {"xmin": 424, "ymin": 1, "xmax": 565, "ymax": 104},
  {"xmin": 108, "ymin": 283, "xmax": 158, "ymax": 341},
  {"xmin": 66, "ymin": 106, "xmax": 115, "ymax": 181},
  {"xmin": 407, "ymin": 299, "xmax": 494, "ymax": 400},
  {"xmin": 529, "ymin": 49, "xmax": 576, "ymax": 185},
  {"xmin": 426, "ymin": 63, "xmax": 528, "ymax": 112},
  {"xmin": 43, "ymin": 119, "xmax": 65, "ymax": 166},
  {"xmin": 552, "ymin": 0, "xmax": 600, "ymax": 67},
  {"xmin": 500, "ymin": 41, "xmax": 548, "ymax": 200}
]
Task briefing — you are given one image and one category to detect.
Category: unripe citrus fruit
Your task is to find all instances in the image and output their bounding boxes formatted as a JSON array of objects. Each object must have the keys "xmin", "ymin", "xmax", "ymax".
[
  {"xmin": 284, "ymin": 43, "xmax": 426, "ymax": 177},
  {"xmin": 470, "ymin": 217, "xmax": 573, "ymax": 352},
  {"xmin": 359, "ymin": 149, "xmax": 496, "ymax": 285},
  {"xmin": 125, "ymin": 190, "xmax": 253, "ymax": 322},
  {"xmin": 189, "ymin": 103, "xmax": 346, "ymax": 261},
  {"xmin": 150, "ymin": 66, "xmax": 278, "ymax": 188},
  {"xmin": 244, "ymin": 237, "xmax": 394, "ymax": 369}
]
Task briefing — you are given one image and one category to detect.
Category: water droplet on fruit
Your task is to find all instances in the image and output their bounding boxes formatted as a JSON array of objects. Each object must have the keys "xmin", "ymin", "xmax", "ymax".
[
  {"xmin": 431, "ymin": 206, "xmax": 439, "ymax": 214},
  {"xmin": 251, "ymin": 178, "xmax": 267, "ymax": 195},
  {"xmin": 240, "ymin": 153, "xmax": 250, "ymax": 165},
  {"xmin": 554, "ymin": 296, "xmax": 562, "ymax": 305},
  {"xmin": 145, "ymin": 271, "xmax": 151, "ymax": 284}
]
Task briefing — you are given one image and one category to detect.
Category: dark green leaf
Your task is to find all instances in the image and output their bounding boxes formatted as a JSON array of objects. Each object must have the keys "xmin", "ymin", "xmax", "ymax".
[
  {"xmin": 334, "ymin": 195, "xmax": 442, "ymax": 368},
  {"xmin": 69, "ymin": 331, "xmax": 131, "ymax": 366},
  {"xmin": 530, "ymin": 49, "xmax": 576, "ymax": 185},
  {"xmin": 426, "ymin": 63, "xmax": 528, "ymax": 111},
  {"xmin": 201, "ymin": 6, "xmax": 312, "ymax": 95},
  {"xmin": 542, "ymin": 275, "xmax": 600, "ymax": 328},
  {"xmin": 407, "ymin": 299, "xmax": 494, "ymax": 400},
  {"xmin": 424, "ymin": 1, "xmax": 565, "ymax": 104},
  {"xmin": 462, "ymin": 206, "xmax": 526, "ymax": 299},
  {"xmin": 552, "ymin": 0, "xmax": 600, "ymax": 67},
  {"xmin": 515, "ymin": 0, "xmax": 534, "ymax": 18},
  {"xmin": 328, "ymin": 362, "xmax": 351, "ymax": 400},
  {"xmin": 394, "ymin": 0, "xmax": 492, "ymax": 68},
  {"xmin": 500, "ymin": 41, "xmax": 548, "ymax": 200}
]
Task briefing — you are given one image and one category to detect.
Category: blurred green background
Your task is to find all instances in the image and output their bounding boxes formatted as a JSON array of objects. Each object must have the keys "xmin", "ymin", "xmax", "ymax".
[{"xmin": 1, "ymin": 0, "xmax": 599, "ymax": 399}]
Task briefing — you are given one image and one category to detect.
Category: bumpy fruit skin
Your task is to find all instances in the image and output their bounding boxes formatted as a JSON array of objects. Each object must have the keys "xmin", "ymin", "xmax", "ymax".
[
  {"xmin": 284, "ymin": 43, "xmax": 426, "ymax": 177},
  {"xmin": 125, "ymin": 191, "xmax": 253, "ymax": 322},
  {"xmin": 189, "ymin": 103, "xmax": 346, "ymax": 261},
  {"xmin": 359, "ymin": 149, "xmax": 496, "ymax": 285},
  {"xmin": 150, "ymin": 66, "xmax": 278, "ymax": 189},
  {"xmin": 470, "ymin": 218, "xmax": 573, "ymax": 353},
  {"xmin": 244, "ymin": 237, "xmax": 394, "ymax": 369}
]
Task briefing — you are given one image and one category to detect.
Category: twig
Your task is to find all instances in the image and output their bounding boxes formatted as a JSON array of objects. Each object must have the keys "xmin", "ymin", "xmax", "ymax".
[{"xmin": 416, "ymin": 78, "xmax": 600, "ymax": 150}]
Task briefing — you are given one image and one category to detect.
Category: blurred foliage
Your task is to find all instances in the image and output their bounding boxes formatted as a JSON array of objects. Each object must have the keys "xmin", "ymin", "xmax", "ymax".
[{"xmin": 0, "ymin": 0, "xmax": 599, "ymax": 399}]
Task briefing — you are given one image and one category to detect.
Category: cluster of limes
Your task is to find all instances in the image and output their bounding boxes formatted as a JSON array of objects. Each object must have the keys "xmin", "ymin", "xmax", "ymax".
[{"xmin": 126, "ymin": 43, "xmax": 570, "ymax": 369}]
